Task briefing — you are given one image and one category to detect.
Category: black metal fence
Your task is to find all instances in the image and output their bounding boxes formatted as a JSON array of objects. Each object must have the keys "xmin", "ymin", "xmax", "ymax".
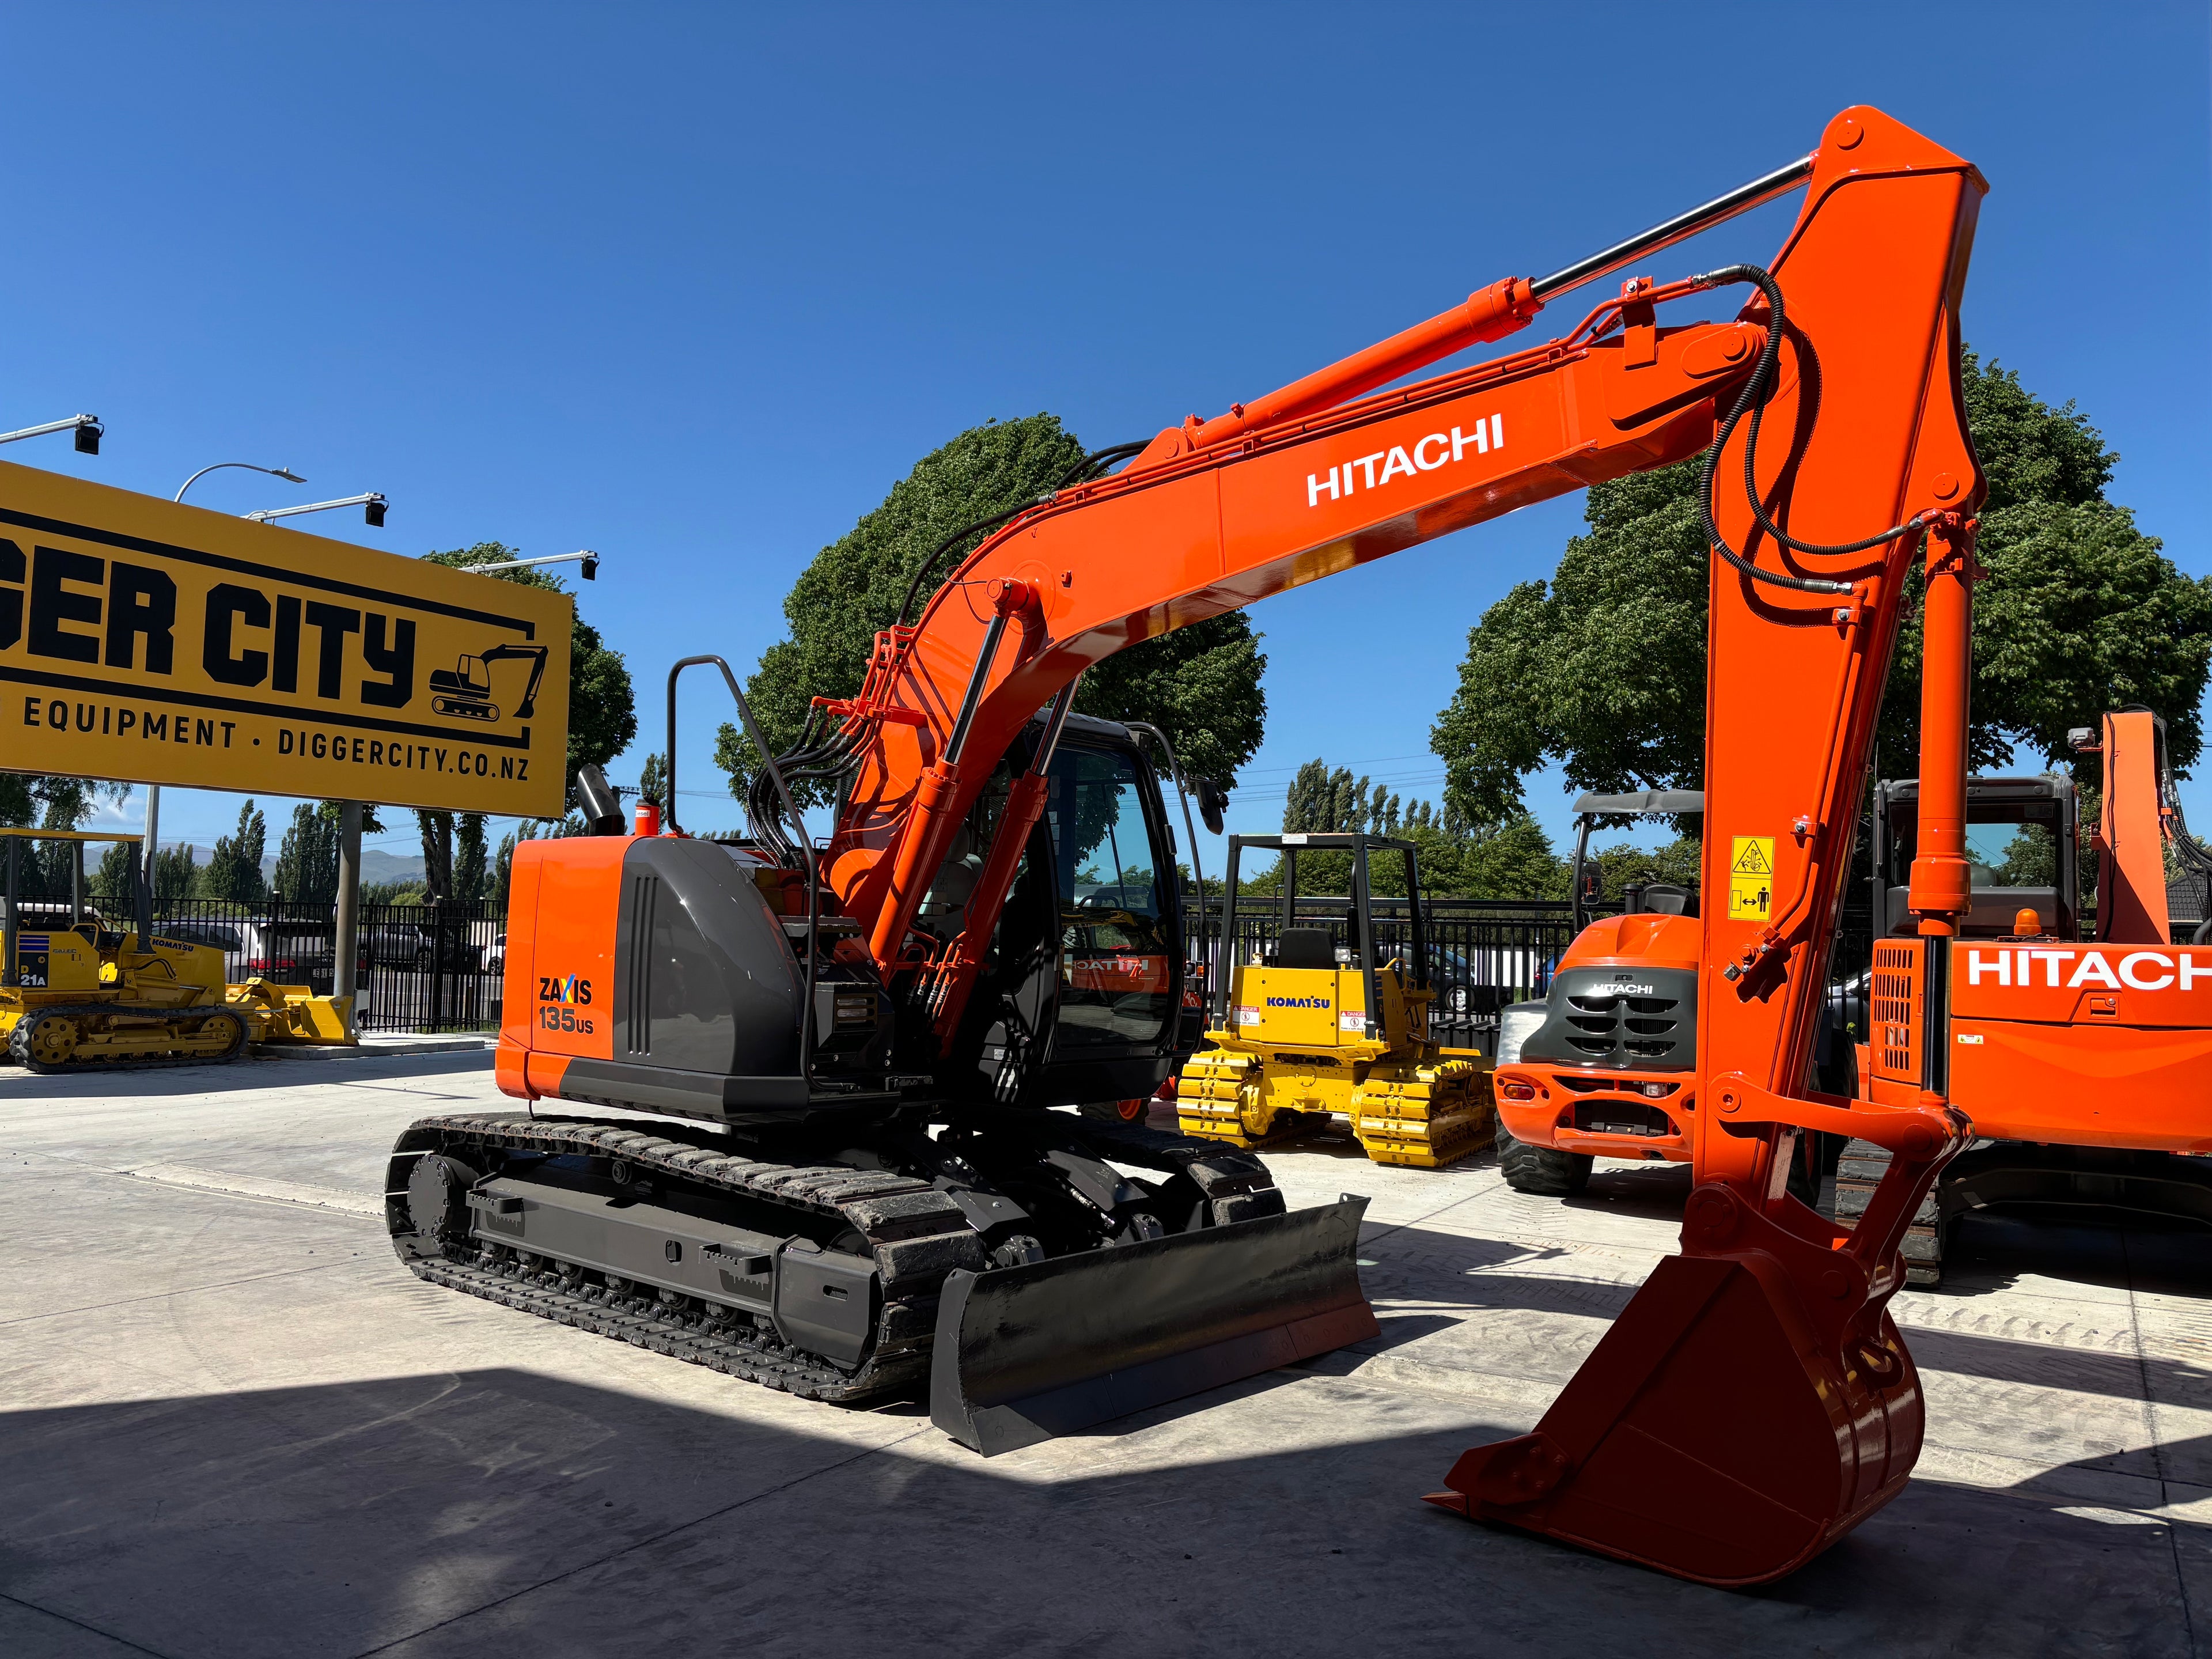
[
  {"xmin": 82, "ymin": 892, "xmax": 506, "ymax": 1035},
  {"xmin": 1181, "ymin": 891, "xmax": 1578, "ymax": 1052}
]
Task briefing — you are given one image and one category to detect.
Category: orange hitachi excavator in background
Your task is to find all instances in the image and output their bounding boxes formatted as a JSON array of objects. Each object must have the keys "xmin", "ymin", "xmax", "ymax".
[
  {"xmin": 1822, "ymin": 707, "xmax": 2212, "ymax": 1279},
  {"xmin": 1494, "ymin": 711, "xmax": 2212, "ymax": 1281},
  {"xmin": 390, "ymin": 106, "xmax": 1993, "ymax": 1585}
]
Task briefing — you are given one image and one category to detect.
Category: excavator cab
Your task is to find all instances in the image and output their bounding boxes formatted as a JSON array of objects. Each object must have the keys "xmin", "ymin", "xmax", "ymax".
[
  {"xmin": 1179, "ymin": 832, "xmax": 1494, "ymax": 1166},
  {"xmin": 1871, "ymin": 775, "xmax": 2078, "ymax": 942}
]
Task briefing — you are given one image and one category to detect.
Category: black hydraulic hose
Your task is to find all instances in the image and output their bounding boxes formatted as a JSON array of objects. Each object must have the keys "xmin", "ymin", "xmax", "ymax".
[
  {"xmin": 1692, "ymin": 263, "xmax": 1934, "ymax": 596},
  {"xmin": 892, "ymin": 441, "xmax": 1147, "ymax": 628}
]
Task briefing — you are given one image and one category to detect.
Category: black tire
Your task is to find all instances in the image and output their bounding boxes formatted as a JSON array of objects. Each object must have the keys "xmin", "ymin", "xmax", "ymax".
[
  {"xmin": 415, "ymin": 948, "xmax": 435, "ymax": 972},
  {"xmin": 1079, "ymin": 1099, "xmax": 1147, "ymax": 1123},
  {"xmin": 1499, "ymin": 1132, "xmax": 1593, "ymax": 1197}
]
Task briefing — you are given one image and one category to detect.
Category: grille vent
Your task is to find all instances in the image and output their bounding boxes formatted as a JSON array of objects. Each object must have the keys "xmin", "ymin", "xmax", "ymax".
[
  {"xmin": 626, "ymin": 874, "xmax": 658, "ymax": 1055},
  {"xmin": 1522, "ymin": 966, "xmax": 1698, "ymax": 1071},
  {"xmin": 1870, "ymin": 938, "xmax": 1924, "ymax": 1085}
]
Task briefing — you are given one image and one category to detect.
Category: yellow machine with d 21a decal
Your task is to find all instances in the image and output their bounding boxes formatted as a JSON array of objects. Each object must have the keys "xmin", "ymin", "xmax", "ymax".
[
  {"xmin": 0, "ymin": 828, "xmax": 249, "ymax": 1071},
  {"xmin": 1180, "ymin": 832, "xmax": 1493, "ymax": 1167},
  {"xmin": 0, "ymin": 828, "xmax": 356, "ymax": 1070}
]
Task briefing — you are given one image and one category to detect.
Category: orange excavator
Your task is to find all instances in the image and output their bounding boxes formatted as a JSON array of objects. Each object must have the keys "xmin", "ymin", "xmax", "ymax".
[{"xmin": 390, "ymin": 107, "xmax": 1988, "ymax": 1585}]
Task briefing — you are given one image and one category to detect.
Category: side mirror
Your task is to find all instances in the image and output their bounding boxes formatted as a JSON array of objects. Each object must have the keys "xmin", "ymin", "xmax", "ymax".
[
  {"xmin": 1578, "ymin": 869, "xmax": 1603, "ymax": 902},
  {"xmin": 1194, "ymin": 777, "xmax": 1229, "ymax": 837}
]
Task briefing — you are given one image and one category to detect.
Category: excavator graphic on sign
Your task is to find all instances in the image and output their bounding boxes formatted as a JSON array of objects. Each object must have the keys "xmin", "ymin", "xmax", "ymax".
[{"xmin": 428, "ymin": 642, "xmax": 548, "ymax": 724}]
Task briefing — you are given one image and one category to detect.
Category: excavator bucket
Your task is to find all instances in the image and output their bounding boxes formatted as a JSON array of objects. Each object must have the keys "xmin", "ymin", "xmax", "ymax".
[
  {"xmin": 1426, "ymin": 1128, "xmax": 1961, "ymax": 1585},
  {"xmin": 931, "ymin": 1196, "xmax": 1374, "ymax": 1456}
]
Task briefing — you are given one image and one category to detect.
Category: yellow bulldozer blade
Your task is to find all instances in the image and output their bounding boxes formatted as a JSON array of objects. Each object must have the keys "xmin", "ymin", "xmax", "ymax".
[{"xmin": 228, "ymin": 979, "xmax": 357, "ymax": 1046}]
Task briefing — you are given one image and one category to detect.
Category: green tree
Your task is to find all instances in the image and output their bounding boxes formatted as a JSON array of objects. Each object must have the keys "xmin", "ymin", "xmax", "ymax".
[
  {"xmin": 198, "ymin": 800, "xmax": 268, "ymax": 905},
  {"xmin": 1250, "ymin": 758, "xmax": 1565, "ymax": 900},
  {"xmin": 1585, "ymin": 835, "xmax": 1703, "ymax": 905},
  {"xmin": 1431, "ymin": 351, "xmax": 2210, "ymax": 816},
  {"xmin": 421, "ymin": 543, "xmax": 638, "ymax": 787},
  {"xmin": 272, "ymin": 803, "xmax": 339, "ymax": 904},
  {"xmin": 636, "ymin": 751, "xmax": 668, "ymax": 809},
  {"xmin": 0, "ymin": 775, "xmax": 131, "ymax": 897},
  {"xmin": 715, "ymin": 414, "xmax": 1267, "ymax": 804},
  {"xmin": 95, "ymin": 838, "xmax": 138, "ymax": 899},
  {"xmin": 152, "ymin": 843, "xmax": 199, "ymax": 904},
  {"xmin": 416, "ymin": 545, "xmax": 635, "ymax": 899},
  {"xmin": 453, "ymin": 814, "xmax": 488, "ymax": 902}
]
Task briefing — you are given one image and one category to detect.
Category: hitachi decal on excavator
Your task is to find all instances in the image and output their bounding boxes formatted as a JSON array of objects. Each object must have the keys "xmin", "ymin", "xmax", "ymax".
[{"xmin": 390, "ymin": 104, "xmax": 2004, "ymax": 1585}]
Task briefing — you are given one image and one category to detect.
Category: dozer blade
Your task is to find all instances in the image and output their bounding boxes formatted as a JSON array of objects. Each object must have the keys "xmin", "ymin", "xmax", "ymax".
[
  {"xmin": 931, "ymin": 1196, "xmax": 1375, "ymax": 1456},
  {"xmin": 1425, "ymin": 1107, "xmax": 1965, "ymax": 1586}
]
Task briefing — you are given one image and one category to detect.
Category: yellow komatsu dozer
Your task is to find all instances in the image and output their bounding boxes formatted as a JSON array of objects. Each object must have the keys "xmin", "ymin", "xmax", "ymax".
[
  {"xmin": 1180, "ymin": 832, "xmax": 1494, "ymax": 1168},
  {"xmin": 1, "ymin": 829, "xmax": 354, "ymax": 1073}
]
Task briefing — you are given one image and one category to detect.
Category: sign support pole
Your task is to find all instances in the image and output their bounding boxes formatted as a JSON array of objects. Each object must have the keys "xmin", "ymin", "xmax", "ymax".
[
  {"xmin": 334, "ymin": 802, "xmax": 362, "ymax": 1032},
  {"xmin": 143, "ymin": 786, "xmax": 161, "ymax": 914}
]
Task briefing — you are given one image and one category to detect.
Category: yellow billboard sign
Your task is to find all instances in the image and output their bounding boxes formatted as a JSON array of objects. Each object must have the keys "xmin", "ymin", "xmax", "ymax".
[{"xmin": 0, "ymin": 459, "xmax": 571, "ymax": 816}]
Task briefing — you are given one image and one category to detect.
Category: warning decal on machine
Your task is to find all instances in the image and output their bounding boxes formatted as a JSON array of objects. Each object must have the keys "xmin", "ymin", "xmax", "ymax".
[{"xmin": 1728, "ymin": 835, "xmax": 1775, "ymax": 921}]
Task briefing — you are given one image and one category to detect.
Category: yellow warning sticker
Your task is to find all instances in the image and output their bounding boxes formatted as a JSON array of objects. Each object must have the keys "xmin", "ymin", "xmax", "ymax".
[{"xmin": 1728, "ymin": 836, "xmax": 1775, "ymax": 921}]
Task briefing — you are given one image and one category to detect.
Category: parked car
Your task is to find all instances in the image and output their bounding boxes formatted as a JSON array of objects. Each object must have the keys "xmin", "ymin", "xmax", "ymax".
[
  {"xmin": 484, "ymin": 931, "xmax": 507, "ymax": 976},
  {"xmin": 239, "ymin": 918, "xmax": 343, "ymax": 983},
  {"xmin": 362, "ymin": 918, "xmax": 484, "ymax": 972}
]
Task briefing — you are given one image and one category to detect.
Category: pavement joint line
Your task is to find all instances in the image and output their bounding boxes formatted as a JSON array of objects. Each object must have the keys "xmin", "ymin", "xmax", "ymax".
[
  {"xmin": 0, "ymin": 1259, "xmax": 355, "ymax": 1328},
  {"xmin": 2123, "ymin": 1226, "xmax": 2201, "ymax": 1651},
  {"xmin": 0, "ymin": 1587, "xmax": 177, "ymax": 1658},
  {"xmin": 12, "ymin": 1149, "xmax": 383, "ymax": 1218},
  {"xmin": 346, "ymin": 1427, "xmax": 933, "ymax": 1658}
]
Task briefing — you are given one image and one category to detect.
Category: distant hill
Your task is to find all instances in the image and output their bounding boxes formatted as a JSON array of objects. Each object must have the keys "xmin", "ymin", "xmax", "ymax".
[{"xmin": 148, "ymin": 842, "xmax": 426, "ymax": 886}]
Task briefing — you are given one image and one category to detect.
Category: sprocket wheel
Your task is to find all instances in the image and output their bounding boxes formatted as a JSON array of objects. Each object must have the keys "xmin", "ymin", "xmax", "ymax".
[
  {"xmin": 199, "ymin": 1008, "xmax": 248, "ymax": 1059},
  {"xmin": 18, "ymin": 1016, "xmax": 81, "ymax": 1072}
]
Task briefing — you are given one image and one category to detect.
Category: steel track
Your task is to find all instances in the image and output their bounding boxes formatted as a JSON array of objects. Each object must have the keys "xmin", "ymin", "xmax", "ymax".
[{"xmin": 388, "ymin": 1110, "xmax": 1285, "ymax": 1402}]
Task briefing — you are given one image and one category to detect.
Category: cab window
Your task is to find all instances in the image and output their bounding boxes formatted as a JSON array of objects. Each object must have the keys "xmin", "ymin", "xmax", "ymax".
[{"xmin": 1046, "ymin": 746, "xmax": 1172, "ymax": 1048}]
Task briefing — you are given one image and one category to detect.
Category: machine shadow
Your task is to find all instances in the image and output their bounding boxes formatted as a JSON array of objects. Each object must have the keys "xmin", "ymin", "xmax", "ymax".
[
  {"xmin": 0, "ymin": 1366, "xmax": 2195, "ymax": 1659},
  {"xmin": 1350, "ymin": 1221, "xmax": 2212, "ymax": 1408}
]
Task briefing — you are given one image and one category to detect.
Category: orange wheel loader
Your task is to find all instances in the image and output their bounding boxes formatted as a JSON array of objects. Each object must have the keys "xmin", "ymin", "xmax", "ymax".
[{"xmin": 393, "ymin": 105, "xmax": 1996, "ymax": 1584}]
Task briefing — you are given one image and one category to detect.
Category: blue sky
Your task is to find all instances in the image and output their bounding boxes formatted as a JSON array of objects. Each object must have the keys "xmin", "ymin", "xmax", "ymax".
[{"xmin": 5, "ymin": 3, "xmax": 2205, "ymax": 873}]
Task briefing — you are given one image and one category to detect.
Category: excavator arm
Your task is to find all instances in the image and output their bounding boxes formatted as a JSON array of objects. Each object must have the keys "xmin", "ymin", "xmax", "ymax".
[
  {"xmin": 476, "ymin": 643, "xmax": 549, "ymax": 720},
  {"xmin": 793, "ymin": 105, "xmax": 1987, "ymax": 1583}
]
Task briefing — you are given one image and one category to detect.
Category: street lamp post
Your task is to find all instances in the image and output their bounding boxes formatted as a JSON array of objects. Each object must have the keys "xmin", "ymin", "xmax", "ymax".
[
  {"xmin": 176, "ymin": 462, "xmax": 304, "ymax": 502},
  {"xmin": 245, "ymin": 491, "xmax": 388, "ymax": 528},
  {"xmin": 467, "ymin": 550, "xmax": 600, "ymax": 580},
  {"xmin": 145, "ymin": 464, "xmax": 313, "ymax": 892},
  {"xmin": 0, "ymin": 414, "xmax": 103, "ymax": 454}
]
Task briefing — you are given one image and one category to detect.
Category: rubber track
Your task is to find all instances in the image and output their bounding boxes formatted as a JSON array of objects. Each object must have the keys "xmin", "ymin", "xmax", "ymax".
[
  {"xmin": 389, "ymin": 1110, "xmax": 1288, "ymax": 1402},
  {"xmin": 8, "ymin": 1003, "xmax": 249, "ymax": 1074},
  {"xmin": 1828, "ymin": 1136, "xmax": 1942, "ymax": 1286},
  {"xmin": 391, "ymin": 1111, "xmax": 978, "ymax": 1402}
]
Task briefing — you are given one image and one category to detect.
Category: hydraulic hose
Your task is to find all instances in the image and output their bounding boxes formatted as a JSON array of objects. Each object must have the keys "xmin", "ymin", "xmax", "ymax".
[
  {"xmin": 892, "ymin": 440, "xmax": 1147, "ymax": 628},
  {"xmin": 1692, "ymin": 263, "xmax": 1934, "ymax": 595}
]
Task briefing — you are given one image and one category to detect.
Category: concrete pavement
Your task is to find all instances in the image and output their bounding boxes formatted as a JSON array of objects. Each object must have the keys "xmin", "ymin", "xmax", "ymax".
[{"xmin": 0, "ymin": 1055, "xmax": 2204, "ymax": 1657}]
